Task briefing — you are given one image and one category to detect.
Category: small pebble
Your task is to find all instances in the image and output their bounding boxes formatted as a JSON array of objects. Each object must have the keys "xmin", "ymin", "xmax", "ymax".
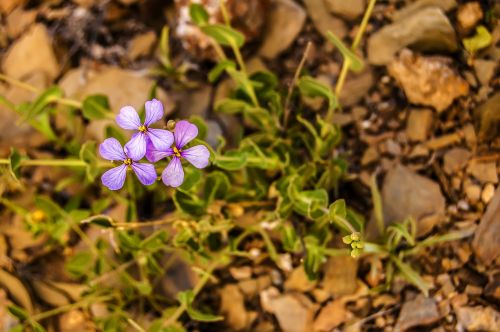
[{"xmin": 481, "ymin": 183, "xmax": 495, "ymax": 204}]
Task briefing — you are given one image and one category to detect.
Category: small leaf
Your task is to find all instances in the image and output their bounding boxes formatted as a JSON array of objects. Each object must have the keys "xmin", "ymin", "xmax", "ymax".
[
  {"xmin": 173, "ymin": 190, "xmax": 206, "ymax": 216},
  {"xmin": 326, "ymin": 31, "xmax": 364, "ymax": 72},
  {"xmin": 203, "ymin": 172, "xmax": 230, "ymax": 204},
  {"xmin": 329, "ymin": 199, "xmax": 346, "ymax": 219},
  {"xmin": 291, "ymin": 188, "xmax": 328, "ymax": 219},
  {"xmin": 298, "ymin": 76, "xmax": 337, "ymax": 111},
  {"xmin": 463, "ymin": 25, "xmax": 492, "ymax": 55},
  {"xmin": 82, "ymin": 95, "xmax": 111, "ymax": 120},
  {"xmin": 8, "ymin": 148, "xmax": 23, "ymax": 181},
  {"xmin": 79, "ymin": 141, "xmax": 99, "ymax": 181},
  {"xmin": 178, "ymin": 290, "xmax": 223, "ymax": 322},
  {"xmin": 65, "ymin": 251, "xmax": 93, "ymax": 278},
  {"xmin": 106, "ymin": 126, "xmax": 126, "ymax": 145},
  {"xmin": 189, "ymin": 4, "xmax": 209, "ymax": 26},
  {"xmin": 391, "ymin": 256, "xmax": 431, "ymax": 296},
  {"xmin": 201, "ymin": 24, "xmax": 245, "ymax": 47},
  {"xmin": 25, "ymin": 86, "xmax": 63, "ymax": 120},
  {"xmin": 215, "ymin": 98, "xmax": 251, "ymax": 114},
  {"xmin": 214, "ymin": 151, "xmax": 247, "ymax": 170},
  {"xmin": 81, "ymin": 215, "xmax": 114, "ymax": 228},
  {"xmin": 7, "ymin": 305, "xmax": 29, "ymax": 320},
  {"xmin": 208, "ymin": 60, "xmax": 236, "ymax": 82}
]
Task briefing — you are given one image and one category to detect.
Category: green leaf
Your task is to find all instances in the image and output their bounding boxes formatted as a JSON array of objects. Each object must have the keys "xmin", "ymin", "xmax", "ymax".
[
  {"xmin": 106, "ymin": 125, "xmax": 126, "ymax": 145},
  {"xmin": 79, "ymin": 141, "xmax": 99, "ymax": 181},
  {"xmin": 7, "ymin": 305, "xmax": 28, "ymax": 320},
  {"xmin": 173, "ymin": 190, "xmax": 206, "ymax": 216},
  {"xmin": 116, "ymin": 231, "xmax": 141, "ymax": 251},
  {"xmin": 82, "ymin": 95, "xmax": 111, "ymax": 120},
  {"xmin": 8, "ymin": 148, "xmax": 23, "ymax": 181},
  {"xmin": 141, "ymin": 231, "xmax": 168, "ymax": 252},
  {"xmin": 326, "ymin": 31, "xmax": 364, "ymax": 72},
  {"xmin": 177, "ymin": 290, "xmax": 223, "ymax": 322},
  {"xmin": 25, "ymin": 86, "xmax": 63, "ymax": 120},
  {"xmin": 391, "ymin": 256, "xmax": 431, "ymax": 296},
  {"xmin": 66, "ymin": 250, "xmax": 93, "ymax": 278},
  {"xmin": 298, "ymin": 76, "xmax": 337, "ymax": 111},
  {"xmin": 216, "ymin": 98, "xmax": 251, "ymax": 114},
  {"xmin": 81, "ymin": 215, "xmax": 114, "ymax": 228},
  {"xmin": 281, "ymin": 224, "xmax": 300, "ymax": 252},
  {"xmin": 208, "ymin": 60, "xmax": 236, "ymax": 82},
  {"xmin": 189, "ymin": 4, "xmax": 209, "ymax": 26},
  {"xmin": 370, "ymin": 174, "xmax": 385, "ymax": 235},
  {"xmin": 201, "ymin": 24, "xmax": 245, "ymax": 47},
  {"xmin": 226, "ymin": 68, "xmax": 258, "ymax": 104},
  {"xmin": 203, "ymin": 172, "xmax": 230, "ymax": 203},
  {"xmin": 329, "ymin": 199, "xmax": 346, "ymax": 219},
  {"xmin": 291, "ymin": 188, "xmax": 328, "ymax": 219},
  {"xmin": 214, "ymin": 151, "xmax": 247, "ymax": 170},
  {"xmin": 136, "ymin": 281, "xmax": 152, "ymax": 295},
  {"xmin": 463, "ymin": 25, "xmax": 492, "ymax": 55},
  {"xmin": 303, "ymin": 236, "xmax": 324, "ymax": 280},
  {"xmin": 35, "ymin": 196, "xmax": 66, "ymax": 217}
]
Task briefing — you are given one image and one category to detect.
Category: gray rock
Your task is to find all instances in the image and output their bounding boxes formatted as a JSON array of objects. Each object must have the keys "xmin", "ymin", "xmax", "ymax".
[
  {"xmin": 339, "ymin": 68, "xmax": 374, "ymax": 107},
  {"xmin": 456, "ymin": 306, "xmax": 500, "ymax": 331},
  {"xmin": 324, "ymin": 0, "xmax": 365, "ymax": 20},
  {"xmin": 303, "ymin": 0, "xmax": 346, "ymax": 40},
  {"xmin": 368, "ymin": 7, "xmax": 458, "ymax": 65},
  {"xmin": 381, "ymin": 164, "xmax": 446, "ymax": 236},
  {"xmin": 395, "ymin": 294, "xmax": 441, "ymax": 331},
  {"xmin": 259, "ymin": 0, "xmax": 306, "ymax": 59},
  {"xmin": 391, "ymin": 0, "xmax": 457, "ymax": 22},
  {"xmin": 473, "ymin": 186, "xmax": 500, "ymax": 266}
]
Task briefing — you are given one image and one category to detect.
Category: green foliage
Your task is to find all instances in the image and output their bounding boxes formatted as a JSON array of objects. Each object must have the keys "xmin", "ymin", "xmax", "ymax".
[
  {"xmin": 463, "ymin": 25, "xmax": 492, "ymax": 55},
  {"xmin": 82, "ymin": 95, "xmax": 111, "ymax": 120},
  {"xmin": 326, "ymin": 31, "xmax": 364, "ymax": 72}
]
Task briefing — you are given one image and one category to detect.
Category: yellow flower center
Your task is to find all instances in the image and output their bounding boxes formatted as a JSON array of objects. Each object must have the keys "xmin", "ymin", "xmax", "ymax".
[
  {"xmin": 124, "ymin": 158, "xmax": 132, "ymax": 166},
  {"xmin": 173, "ymin": 146, "xmax": 182, "ymax": 157},
  {"xmin": 138, "ymin": 125, "xmax": 147, "ymax": 133}
]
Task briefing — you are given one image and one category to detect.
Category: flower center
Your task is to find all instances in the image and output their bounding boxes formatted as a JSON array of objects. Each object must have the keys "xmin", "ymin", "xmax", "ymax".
[
  {"xmin": 173, "ymin": 146, "xmax": 182, "ymax": 157},
  {"xmin": 124, "ymin": 158, "xmax": 132, "ymax": 166},
  {"xmin": 138, "ymin": 125, "xmax": 147, "ymax": 133}
]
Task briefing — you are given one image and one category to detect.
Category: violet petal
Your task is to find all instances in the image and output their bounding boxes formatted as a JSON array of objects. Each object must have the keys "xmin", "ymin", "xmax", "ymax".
[
  {"xmin": 131, "ymin": 162, "xmax": 157, "ymax": 186},
  {"xmin": 181, "ymin": 145, "xmax": 210, "ymax": 169},
  {"xmin": 174, "ymin": 120, "xmax": 198, "ymax": 149},
  {"xmin": 99, "ymin": 138, "xmax": 126, "ymax": 161},
  {"xmin": 144, "ymin": 99, "xmax": 164, "ymax": 126},
  {"xmin": 147, "ymin": 128, "xmax": 174, "ymax": 151},
  {"xmin": 101, "ymin": 164, "xmax": 127, "ymax": 190},
  {"xmin": 124, "ymin": 132, "xmax": 147, "ymax": 161},
  {"xmin": 116, "ymin": 106, "xmax": 141, "ymax": 130},
  {"xmin": 161, "ymin": 157, "xmax": 184, "ymax": 188}
]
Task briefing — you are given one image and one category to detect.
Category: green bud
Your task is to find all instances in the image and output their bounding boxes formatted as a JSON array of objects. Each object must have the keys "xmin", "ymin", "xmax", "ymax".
[
  {"xmin": 351, "ymin": 248, "xmax": 361, "ymax": 258},
  {"xmin": 342, "ymin": 235, "xmax": 353, "ymax": 244},
  {"xmin": 355, "ymin": 242, "xmax": 364, "ymax": 249},
  {"xmin": 351, "ymin": 232, "xmax": 361, "ymax": 242}
]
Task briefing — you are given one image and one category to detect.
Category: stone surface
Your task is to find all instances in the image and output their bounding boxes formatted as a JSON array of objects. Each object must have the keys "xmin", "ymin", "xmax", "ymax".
[
  {"xmin": 388, "ymin": 50, "xmax": 469, "ymax": 112},
  {"xmin": 313, "ymin": 300, "xmax": 353, "ymax": 331},
  {"xmin": 482, "ymin": 183, "xmax": 496, "ymax": 204},
  {"xmin": 263, "ymin": 292, "xmax": 316, "ymax": 332},
  {"xmin": 456, "ymin": 306, "xmax": 500, "ymax": 331},
  {"xmin": 406, "ymin": 109, "xmax": 433, "ymax": 142},
  {"xmin": 303, "ymin": 0, "xmax": 346, "ymax": 40},
  {"xmin": 457, "ymin": 2, "xmax": 483, "ymax": 31},
  {"xmin": 339, "ymin": 68, "xmax": 374, "ymax": 107},
  {"xmin": 391, "ymin": 0, "xmax": 457, "ymax": 21},
  {"xmin": 0, "ymin": 0, "xmax": 26, "ymax": 14},
  {"xmin": 2, "ymin": 24, "xmax": 60, "ymax": 81},
  {"xmin": 473, "ymin": 59, "xmax": 497, "ymax": 86},
  {"xmin": 381, "ymin": 164, "xmax": 446, "ymax": 236},
  {"xmin": 474, "ymin": 92, "xmax": 500, "ymax": 142},
  {"xmin": 128, "ymin": 31, "xmax": 157, "ymax": 61},
  {"xmin": 324, "ymin": 0, "xmax": 365, "ymax": 20},
  {"xmin": 323, "ymin": 256, "xmax": 358, "ymax": 297},
  {"xmin": 284, "ymin": 267, "xmax": 317, "ymax": 292},
  {"xmin": 395, "ymin": 295, "xmax": 441, "ymax": 331},
  {"xmin": 472, "ymin": 186, "xmax": 500, "ymax": 266},
  {"xmin": 368, "ymin": 7, "xmax": 457, "ymax": 65},
  {"xmin": 259, "ymin": 0, "xmax": 306, "ymax": 59},
  {"xmin": 220, "ymin": 284, "xmax": 255, "ymax": 331},
  {"xmin": 467, "ymin": 161, "xmax": 498, "ymax": 184},
  {"xmin": 443, "ymin": 148, "xmax": 471, "ymax": 175},
  {"xmin": 6, "ymin": 7, "xmax": 37, "ymax": 38}
]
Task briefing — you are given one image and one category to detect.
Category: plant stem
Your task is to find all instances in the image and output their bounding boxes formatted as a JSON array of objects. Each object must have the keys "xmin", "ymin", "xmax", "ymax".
[
  {"xmin": 0, "ymin": 158, "xmax": 114, "ymax": 168},
  {"xmin": 334, "ymin": 0, "xmax": 377, "ymax": 97}
]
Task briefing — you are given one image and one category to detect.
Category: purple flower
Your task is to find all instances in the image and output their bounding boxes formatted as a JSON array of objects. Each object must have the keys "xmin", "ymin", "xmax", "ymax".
[
  {"xmin": 146, "ymin": 120, "xmax": 210, "ymax": 188},
  {"xmin": 116, "ymin": 99, "xmax": 174, "ymax": 161},
  {"xmin": 99, "ymin": 138, "xmax": 157, "ymax": 190}
]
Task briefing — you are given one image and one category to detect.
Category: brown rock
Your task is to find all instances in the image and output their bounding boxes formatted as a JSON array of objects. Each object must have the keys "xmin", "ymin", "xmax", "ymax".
[
  {"xmin": 456, "ymin": 306, "xmax": 500, "ymax": 331},
  {"xmin": 467, "ymin": 161, "xmax": 498, "ymax": 184},
  {"xmin": 0, "ymin": 0, "xmax": 26, "ymax": 14},
  {"xmin": 323, "ymin": 256, "xmax": 358, "ymax": 297},
  {"xmin": 324, "ymin": 0, "xmax": 365, "ymax": 20},
  {"xmin": 482, "ymin": 183, "xmax": 496, "ymax": 204},
  {"xmin": 388, "ymin": 50, "xmax": 469, "ymax": 112},
  {"xmin": 259, "ymin": 0, "xmax": 306, "ymax": 59},
  {"xmin": 339, "ymin": 68, "xmax": 374, "ymax": 107},
  {"xmin": 6, "ymin": 7, "xmax": 37, "ymax": 38},
  {"xmin": 457, "ymin": 2, "xmax": 483, "ymax": 32},
  {"xmin": 406, "ymin": 109, "xmax": 433, "ymax": 142},
  {"xmin": 391, "ymin": 0, "xmax": 457, "ymax": 21},
  {"xmin": 381, "ymin": 164, "xmax": 445, "ymax": 236},
  {"xmin": 284, "ymin": 267, "xmax": 317, "ymax": 292},
  {"xmin": 313, "ymin": 300, "xmax": 353, "ymax": 331},
  {"xmin": 2, "ymin": 24, "xmax": 60, "ymax": 81},
  {"xmin": 128, "ymin": 31, "xmax": 157, "ymax": 61},
  {"xmin": 265, "ymin": 293, "xmax": 316, "ymax": 332},
  {"xmin": 465, "ymin": 183, "xmax": 481, "ymax": 204},
  {"xmin": 220, "ymin": 284, "xmax": 255, "ymax": 331},
  {"xmin": 303, "ymin": 0, "xmax": 346, "ymax": 40},
  {"xmin": 443, "ymin": 148, "xmax": 471, "ymax": 175},
  {"xmin": 473, "ymin": 59, "xmax": 497, "ymax": 86},
  {"xmin": 472, "ymin": 186, "xmax": 500, "ymax": 266},
  {"xmin": 474, "ymin": 92, "xmax": 500, "ymax": 142},
  {"xmin": 394, "ymin": 294, "xmax": 441, "ymax": 331}
]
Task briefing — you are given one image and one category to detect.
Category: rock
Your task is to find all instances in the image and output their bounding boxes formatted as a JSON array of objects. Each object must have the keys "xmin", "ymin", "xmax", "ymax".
[
  {"xmin": 0, "ymin": 0, "xmax": 26, "ymax": 14},
  {"xmin": 472, "ymin": 186, "xmax": 500, "ymax": 266},
  {"xmin": 443, "ymin": 148, "xmax": 471, "ymax": 175},
  {"xmin": 388, "ymin": 50, "xmax": 469, "ymax": 112},
  {"xmin": 381, "ymin": 164, "xmax": 445, "ymax": 236},
  {"xmin": 238, "ymin": 275, "xmax": 272, "ymax": 297},
  {"xmin": 303, "ymin": 0, "xmax": 346, "ymax": 40},
  {"xmin": 456, "ymin": 306, "xmax": 500, "ymax": 331},
  {"xmin": 394, "ymin": 294, "xmax": 441, "ymax": 331},
  {"xmin": 361, "ymin": 146, "xmax": 379, "ymax": 165},
  {"xmin": 482, "ymin": 183, "xmax": 496, "ymax": 204},
  {"xmin": 259, "ymin": 0, "xmax": 306, "ymax": 59},
  {"xmin": 6, "ymin": 7, "xmax": 37, "ymax": 39},
  {"xmin": 457, "ymin": 2, "xmax": 483, "ymax": 32},
  {"xmin": 313, "ymin": 300, "xmax": 353, "ymax": 331},
  {"xmin": 2, "ymin": 24, "xmax": 60, "ymax": 81},
  {"xmin": 473, "ymin": 59, "xmax": 497, "ymax": 86},
  {"xmin": 339, "ymin": 68, "xmax": 374, "ymax": 107},
  {"xmin": 128, "ymin": 31, "xmax": 157, "ymax": 61},
  {"xmin": 465, "ymin": 183, "xmax": 481, "ymax": 204},
  {"xmin": 367, "ymin": 7, "xmax": 457, "ymax": 65},
  {"xmin": 177, "ymin": 85, "xmax": 212, "ymax": 118},
  {"xmin": 406, "ymin": 109, "xmax": 433, "ymax": 142},
  {"xmin": 284, "ymin": 267, "xmax": 317, "ymax": 292},
  {"xmin": 220, "ymin": 284, "xmax": 255, "ymax": 331},
  {"xmin": 323, "ymin": 256, "xmax": 358, "ymax": 297},
  {"xmin": 324, "ymin": 0, "xmax": 365, "ymax": 20},
  {"xmin": 474, "ymin": 92, "xmax": 500, "ymax": 142},
  {"xmin": 263, "ymin": 293, "xmax": 316, "ymax": 332},
  {"xmin": 485, "ymin": 271, "xmax": 500, "ymax": 300},
  {"xmin": 391, "ymin": 0, "xmax": 457, "ymax": 21},
  {"xmin": 467, "ymin": 161, "xmax": 498, "ymax": 184}
]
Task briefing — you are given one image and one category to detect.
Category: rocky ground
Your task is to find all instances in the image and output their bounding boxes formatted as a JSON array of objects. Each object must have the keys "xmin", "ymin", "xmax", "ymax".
[{"xmin": 0, "ymin": 0, "xmax": 499, "ymax": 331}]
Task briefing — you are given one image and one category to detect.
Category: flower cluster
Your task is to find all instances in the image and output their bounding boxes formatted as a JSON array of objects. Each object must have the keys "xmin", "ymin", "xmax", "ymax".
[{"xmin": 99, "ymin": 99, "xmax": 210, "ymax": 190}]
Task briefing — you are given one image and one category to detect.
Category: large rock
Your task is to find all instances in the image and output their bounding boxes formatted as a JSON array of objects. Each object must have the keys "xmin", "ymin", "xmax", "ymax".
[
  {"xmin": 367, "ymin": 7, "xmax": 457, "ymax": 65},
  {"xmin": 303, "ymin": 0, "xmax": 346, "ymax": 40},
  {"xmin": 456, "ymin": 306, "xmax": 500, "ymax": 331},
  {"xmin": 381, "ymin": 164, "xmax": 446, "ymax": 236},
  {"xmin": 2, "ymin": 24, "xmax": 60, "ymax": 81},
  {"xmin": 323, "ymin": 255, "xmax": 358, "ymax": 297},
  {"xmin": 259, "ymin": 0, "xmax": 306, "ymax": 59},
  {"xmin": 395, "ymin": 295, "xmax": 441, "ymax": 331},
  {"xmin": 263, "ymin": 292, "xmax": 316, "ymax": 332},
  {"xmin": 391, "ymin": 0, "xmax": 457, "ymax": 21},
  {"xmin": 324, "ymin": 0, "xmax": 365, "ymax": 20},
  {"xmin": 338, "ymin": 68, "xmax": 374, "ymax": 107},
  {"xmin": 472, "ymin": 186, "xmax": 500, "ymax": 266},
  {"xmin": 388, "ymin": 50, "xmax": 469, "ymax": 112}
]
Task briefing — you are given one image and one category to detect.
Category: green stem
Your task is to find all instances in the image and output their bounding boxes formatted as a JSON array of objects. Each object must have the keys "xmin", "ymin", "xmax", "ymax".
[{"xmin": 0, "ymin": 158, "xmax": 113, "ymax": 168}]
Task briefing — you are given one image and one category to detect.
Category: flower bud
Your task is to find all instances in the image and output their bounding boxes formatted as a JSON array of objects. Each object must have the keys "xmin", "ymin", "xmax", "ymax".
[
  {"xmin": 342, "ymin": 235, "xmax": 353, "ymax": 244},
  {"xmin": 167, "ymin": 120, "xmax": 176, "ymax": 130}
]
